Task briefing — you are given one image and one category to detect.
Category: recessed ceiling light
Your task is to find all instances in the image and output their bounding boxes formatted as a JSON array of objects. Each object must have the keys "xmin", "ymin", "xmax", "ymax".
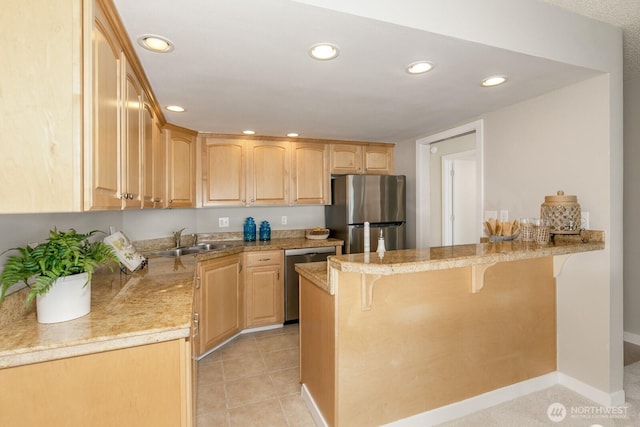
[
  {"xmin": 406, "ymin": 61, "xmax": 434, "ymax": 75},
  {"xmin": 137, "ymin": 35, "xmax": 174, "ymax": 53},
  {"xmin": 165, "ymin": 105, "xmax": 185, "ymax": 112},
  {"xmin": 287, "ymin": 133, "xmax": 299, "ymax": 138},
  {"xmin": 309, "ymin": 43, "xmax": 339, "ymax": 61},
  {"xmin": 481, "ymin": 76, "xmax": 508, "ymax": 87},
  {"xmin": 242, "ymin": 130, "xmax": 256, "ymax": 135}
]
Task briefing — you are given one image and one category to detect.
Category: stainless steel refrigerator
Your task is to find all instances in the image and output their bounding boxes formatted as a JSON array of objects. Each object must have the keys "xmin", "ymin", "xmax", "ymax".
[{"xmin": 325, "ymin": 175, "xmax": 406, "ymax": 254}]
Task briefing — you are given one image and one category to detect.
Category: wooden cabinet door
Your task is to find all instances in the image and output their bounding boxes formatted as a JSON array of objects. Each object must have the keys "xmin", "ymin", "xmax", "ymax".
[
  {"xmin": 247, "ymin": 141, "xmax": 290, "ymax": 205},
  {"xmin": 166, "ymin": 126, "xmax": 196, "ymax": 208},
  {"xmin": 142, "ymin": 101, "xmax": 155, "ymax": 208},
  {"xmin": 245, "ymin": 251, "xmax": 284, "ymax": 327},
  {"xmin": 364, "ymin": 145, "xmax": 394, "ymax": 175},
  {"xmin": 330, "ymin": 144, "xmax": 363, "ymax": 174},
  {"xmin": 122, "ymin": 62, "xmax": 143, "ymax": 209},
  {"xmin": 202, "ymin": 138, "xmax": 246, "ymax": 206},
  {"xmin": 0, "ymin": 340, "xmax": 192, "ymax": 427},
  {"xmin": 291, "ymin": 142, "xmax": 330, "ymax": 205},
  {"xmin": 86, "ymin": 6, "xmax": 122, "ymax": 210},
  {"xmin": 198, "ymin": 255, "xmax": 243, "ymax": 355},
  {"xmin": 152, "ymin": 120, "xmax": 166, "ymax": 208}
]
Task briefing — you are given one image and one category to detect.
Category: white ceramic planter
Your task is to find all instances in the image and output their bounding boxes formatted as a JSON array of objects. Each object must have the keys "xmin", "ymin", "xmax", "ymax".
[{"xmin": 36, "ymin": 272, "xmax": 91, "ymax": 324}]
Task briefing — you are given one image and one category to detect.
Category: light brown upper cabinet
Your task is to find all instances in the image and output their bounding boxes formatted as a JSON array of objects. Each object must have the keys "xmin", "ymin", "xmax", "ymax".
[
  {"xmin": 329, "ymin": 143, "xmax": 394, "ymax": 175},
  {"xmin": 86, "ymin": 0, "xmax": 171, "ymax": 211},
  {"xmin": 329, "ymin": 144, "xmax": 363, "ymax": 175},
  {"xmin": 363, "ymin": 144, "xmax": 394, "ymax": 175},
  {"xmin": 248, "ymin": 140, "xmax": 290, "ymax": 206},
  {"xmin": 151, "ymin": 115, "xmax": 166, "ymax": 208},
  {"xmin": 84, "ymin": 1, "xmax": 123, "ymax": 210},
  {"xmin": 291, "ymin": 142, "xmax": 330, "ymax": 205},
  {"xmin": 142, "ymin": 101, "xmax": 155, "ymax": 208},
  {"xmin": 121, "ymin": 60, "xmax": 144, "ymax": 209},
  {"xmin": 1, "ymin": 0, "xmax": 85, "ymax": 212},
  {"xmin": 202, "ymin": 138, "xmax": 290, "ymax": 206},
  {"xmin": 202, "ymin": 138, "xmax": 246, "ymax": 206},
  {"xmin": 165, "ymin": 125, "xmax": 197, "ymax": 208}
]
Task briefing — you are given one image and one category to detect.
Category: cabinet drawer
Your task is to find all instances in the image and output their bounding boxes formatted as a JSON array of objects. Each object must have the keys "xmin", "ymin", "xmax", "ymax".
[{"xmin": 245, "ymin": 250, "xmax": 283, "ymax": 267}]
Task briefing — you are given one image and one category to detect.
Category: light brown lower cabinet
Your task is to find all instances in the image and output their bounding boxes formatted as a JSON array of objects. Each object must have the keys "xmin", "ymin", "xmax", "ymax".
[
  {"xmin": 196, "ymin": 254, "xmax": 244, "ymax": 356},
  {"xmin": 0, "ymin": 339, "xmax": 193, "ymax": 427},
  {"xmin": 244, "ymin": 250, "xmax": 284, "ymax": 327}
]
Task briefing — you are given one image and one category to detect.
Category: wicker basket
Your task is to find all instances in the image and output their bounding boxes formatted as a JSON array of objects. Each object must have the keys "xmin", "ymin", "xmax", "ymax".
[{"xmin": 540, "ymin": 191, "xmax": 581, "ymax": 234}]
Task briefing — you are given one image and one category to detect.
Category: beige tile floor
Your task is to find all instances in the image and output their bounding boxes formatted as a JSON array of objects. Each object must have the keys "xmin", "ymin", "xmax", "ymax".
[{"xmin": 197, "ymin": 323, "xmax": 315, "ymax": 427}]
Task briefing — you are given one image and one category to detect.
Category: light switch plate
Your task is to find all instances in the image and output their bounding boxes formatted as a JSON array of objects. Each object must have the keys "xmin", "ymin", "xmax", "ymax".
[
  {"xmin": 581, "ymin": 212, "xmax": 589, "ymax": 229},
  {"xmin": 218, "ymin": 217, "xmax": 229, "ymax": 228},
  {"xmin": 499, "ymin": 210, "xmax": 509, "ymax": 222},
  {"xmin": 281, "ymin": 216, "xmax": 288, "ymax": 225}
]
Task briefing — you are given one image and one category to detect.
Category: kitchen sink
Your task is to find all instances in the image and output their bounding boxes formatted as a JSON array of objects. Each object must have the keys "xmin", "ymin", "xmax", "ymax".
[
  {"xmin": 153, "ymin": 243, "xmax": 233, "ymax": 258},
  {"xmin": 194, "ymin": 243, "xmax": 232, "ymax": 251}
]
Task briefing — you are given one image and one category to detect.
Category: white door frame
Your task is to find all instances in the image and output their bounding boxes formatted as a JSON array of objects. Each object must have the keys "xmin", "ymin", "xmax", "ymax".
[{"xmin": 415, "ymin": 120, "xmax": 484, "ymax": 249}]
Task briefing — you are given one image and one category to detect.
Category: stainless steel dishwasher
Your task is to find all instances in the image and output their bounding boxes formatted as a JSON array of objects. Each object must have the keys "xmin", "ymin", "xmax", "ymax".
[{"xmin": 284, "ymin": 246, "xmax": 336, "ymax": 323}]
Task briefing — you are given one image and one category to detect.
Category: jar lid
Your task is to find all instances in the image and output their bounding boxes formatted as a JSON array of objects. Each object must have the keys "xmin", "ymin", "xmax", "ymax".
[{"xmin": 544, "ymin": 190, "xmax": 577, "ymax": 203}]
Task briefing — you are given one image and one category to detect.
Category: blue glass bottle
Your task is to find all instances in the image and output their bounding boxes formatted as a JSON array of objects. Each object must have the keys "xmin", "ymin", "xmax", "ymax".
[
  {"xmin": 244, "ymin": 217, "xmax": 256, "ymax": 242},
  {"xmin": 259, "ymin": 221, "xmax": 271, "ymax": 241}
]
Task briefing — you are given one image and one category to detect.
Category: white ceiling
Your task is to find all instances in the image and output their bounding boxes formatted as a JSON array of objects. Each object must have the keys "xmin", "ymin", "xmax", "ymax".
[
  {"xmin": 542, "ymin": 0, "xmax": 640, "ymax": 81},
  {"xmin": 113, "ymin": 0, "xmax": 613, "ymax": 143}
]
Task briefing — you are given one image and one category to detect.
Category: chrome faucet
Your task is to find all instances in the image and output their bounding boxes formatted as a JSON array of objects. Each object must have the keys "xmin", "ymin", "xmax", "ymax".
[{"xmin": 173, "ymin": 228, "xmax": 187, "ymax": 248}]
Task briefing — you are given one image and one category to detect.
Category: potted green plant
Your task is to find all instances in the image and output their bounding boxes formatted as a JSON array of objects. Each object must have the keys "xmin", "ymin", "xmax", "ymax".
[{"xmin": 0, "ymin": 228, "xmax": 119, "ymax": 324}]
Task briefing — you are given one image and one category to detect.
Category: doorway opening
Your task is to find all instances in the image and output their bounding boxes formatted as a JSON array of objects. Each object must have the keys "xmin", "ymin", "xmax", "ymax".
[{"xmin": 416, "ymin": 120, "xmax": 484, "ymax": 248}]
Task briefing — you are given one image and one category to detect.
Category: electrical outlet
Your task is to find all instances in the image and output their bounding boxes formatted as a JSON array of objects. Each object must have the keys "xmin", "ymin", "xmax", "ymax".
[
  {"xmin": 581, "ymin": 212, "xmax": 589, "ymax": 229},
  {"xmin": 484, "ymin": 210, "xmax": 497, "ymax": 221},
  {"xmin": 499, "ymin": 210, "xmax": 509, "ymax": 222},
  {"xmin": 218, "ymin": 217, "xmax": 229, "ymax": 228},
  {"xmin": 281, "ymin": 216, "xmax": 288, "ymax": 225}
]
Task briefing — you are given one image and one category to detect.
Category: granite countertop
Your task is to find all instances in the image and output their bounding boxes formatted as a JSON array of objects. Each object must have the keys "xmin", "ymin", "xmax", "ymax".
[
  {"xmin": 296, "ymin": 231, "xmax": 605, "ymax": 295},
  {"xmin": 0, "ymin": 237, "xmax": 343, "ymax": 369},
  {"xmin": 0, "ymin": 256, "xmax": 197, "ymax": 369}
]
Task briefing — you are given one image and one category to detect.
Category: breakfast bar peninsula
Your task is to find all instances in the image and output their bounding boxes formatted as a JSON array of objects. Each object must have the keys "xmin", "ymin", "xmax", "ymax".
[{"xmin": 295, "ymin": 232, "xmax": 605, "ymax": 426}]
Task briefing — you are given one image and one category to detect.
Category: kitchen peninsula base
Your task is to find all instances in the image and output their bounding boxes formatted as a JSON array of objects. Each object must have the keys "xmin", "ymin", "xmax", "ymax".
[{"xmin": 300, "ymin": 257, "xmax": 556, "ymax": 426}]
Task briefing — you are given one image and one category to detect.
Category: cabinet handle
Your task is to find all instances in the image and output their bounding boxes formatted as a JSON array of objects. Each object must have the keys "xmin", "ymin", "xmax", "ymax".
[
  {"xmin": 193, "ymin": 312, "xmax": 199, "ymax": 337},
  {"xmin": 153, "ymin": 198, "xmax": 161, "ymax": 203},
  {"xmin": 259, "ymin": 258, "xmax": 271, "ymax": 262},
  {"xmin": 195, "ymin": 276, "xmax": 201, "ymax": 289},
  {"xmin": 251, "ymin": 198, "xmax": 255, "ymax": 203},
  {"xmin": 277, "ymin": 269, "xmax": 280, "ymax": 280},
  {"xmin": 168, "ymin": 199, "xmax": 173, "ymax": 204},
  {"xmin": 239, "ymin": 262, "xmax": 243, "ymax": 273}
]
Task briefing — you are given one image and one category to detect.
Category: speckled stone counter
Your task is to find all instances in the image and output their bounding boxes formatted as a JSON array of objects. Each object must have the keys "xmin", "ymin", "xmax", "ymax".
[
  {"xmin": 0, "ymin": 256, "xmax": 197, "ymax": 369},
  {"xmin": 0, "ymin": 237, "xmax": 342, "ymax": 369},
  {"xmin": 296, "ymin": 231, "xmax": 604, "ymax": 295}
]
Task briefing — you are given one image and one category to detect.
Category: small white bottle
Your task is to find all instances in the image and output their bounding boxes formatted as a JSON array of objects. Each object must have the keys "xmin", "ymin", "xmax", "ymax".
[{"xmin": 377, "ymin": 229, "xmax": 386, "ymax": 258}]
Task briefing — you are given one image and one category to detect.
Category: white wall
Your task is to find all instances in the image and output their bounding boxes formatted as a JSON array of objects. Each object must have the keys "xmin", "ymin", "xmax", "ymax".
[
  {"xmin": 399, "ymin": 74, "xmax": 621, "ymax": 401},
  {"xmin": 121, "ymin": 206, "xmax": 326, "ymax": 241},
  {"xmin": 481, "ymin": 75, "xmax": 619, "ymax": 396},
  {"xmin": 0, "ymin": 211, "xmax": 123, "ymax": 277},
  {"xmin": 0, "ymin": 206, "xmax": 325, "ymax": 257},
  {"xmin": 624, "ymin": 76, "xmax": 640, "ymax": 337}
]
